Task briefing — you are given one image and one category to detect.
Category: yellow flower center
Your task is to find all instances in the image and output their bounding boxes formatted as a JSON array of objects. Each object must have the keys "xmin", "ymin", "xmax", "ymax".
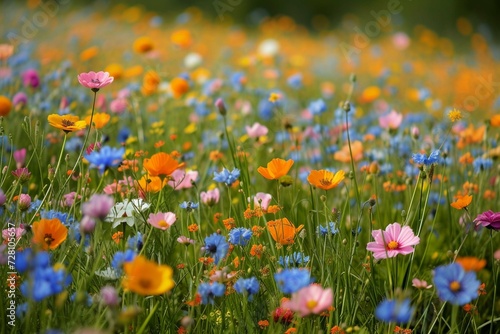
[
  {"xmin": 306, "ymin": 300, "xmax": 318, "ymax": 310},
  {"xmin": 158, "ymin": 220, "xmax": 169, "ymax": 228},
  {"xmin": 387, "ymin": 240, "xmax": 399, "ymax": 250},
  {"xmin": 44, "ymin": 234, "xmax": 54, "ymax": 246},
  {"xmin": 61, "ymin": 119, "xmax": 75, "ymax": 127},
  {"xmin": 450, "ymin": 281, "xmax": 461, "ymax": 292}
]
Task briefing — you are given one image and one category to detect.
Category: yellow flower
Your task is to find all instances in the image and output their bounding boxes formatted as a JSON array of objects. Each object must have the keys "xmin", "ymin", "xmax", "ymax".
[
  {"xmin": 122, "ymin": 255, "xmax": 174, "ymax": 295},
  {"xmin": 307, "ymin": 169, "xmax": 345, "ymax": 190},
  {"xmin": 448, "ymin": 108, "xmax": 462, "ymax": 122},
  {"xmin": 269, "ymin": 92, "xmax": 281, "ymax": 103},
  {"xmin": 133, "ymin": 36, "xmax": 154, "ymax": 54},
  {"xmin": 257, "ymin": 158, "xmax": 294, "ymax": 180},
  {"xmin": 48, "ymin": 114, "xmax": 87, "ymax": 133},
  {"xmin": 85, "ymin": 112, "xmax": 110, "ymax": 129}
]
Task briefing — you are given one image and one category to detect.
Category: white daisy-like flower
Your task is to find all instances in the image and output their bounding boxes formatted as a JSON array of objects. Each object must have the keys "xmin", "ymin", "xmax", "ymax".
[{"xmin": 105, "ymin": 198, "xmax": 150, "ymax": 228}]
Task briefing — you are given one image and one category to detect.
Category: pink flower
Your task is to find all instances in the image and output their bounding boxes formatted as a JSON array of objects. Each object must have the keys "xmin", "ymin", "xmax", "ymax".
[
  {"xmin": 2, "ymin": 227, "xmax": 25, "ymax": 241},
  {"xmin": 13, "ymin": 148, "xmax": 27, "ymax": 169},
  {"xmin": 200, "ymin": 188, "xmax": 220, "ymax": 206},
  {"xmin": 147, "ymin": 212, "xmax": 177, "ymax": 230},
  {"xmin": 282, "ymin": 284, "xmax": 333, "ymax": 317},
  {"xmin": 379, "ymin": 110, "xmax": 403, "ymax": 130},
  {"xmin": 11, "ymin": 167, "xmax": 31, "ymax": 183},
  {"xmin": 168, "ymin": 169, "xmax": 198, "ymax": 190},
  {"xmin": 22, "ymin": 69, "xmax": 40, "ymax": 88},
  {"xmin": 78, "ymin": 71, "xmax": 114, "ymax": 91},
  {"xmin": 109, "ymin": 98, "xmax": 128, "ymax": 114},
  {"xmin": 412, "ymin": 278, "xmax": 432, "ymax": 289},
  {"xmin": 80, "ymin": 216, "xmax": 96, "ymax": 234},
  {"xmin": 0, "ymin": 189, "xmax": 6, "ymax": 206},
  {"xmin": 82, "ymin": 194, "xmax": 114, "ymax": 219},
  {"xmin": 245, "ymin": 122, "xmax": 268, "ymax": 138},
  {"xmin": 177, "ymin": 235, "xmax": 195, "ymax": 245},
  {"xmin": 366, "ymin": 223, "xmax": 420, "ymax": 259},
  {"xmin": 254, "ymin": 192, "xmax": 272, "ymax": 211},
  {"xmin": 474, "ymin": 210, "xmax": 500, "ymax": 231},
  {"xmin": 61, "ymin": 191, "xmax": 81, "ymax": 207},
  {"xmin": 210, "ymin": 268, "xmax": 237, "ymax": 282},
  {"xmin": 17, "ymin": 194, "xmax": 31, "ymax": 211}
]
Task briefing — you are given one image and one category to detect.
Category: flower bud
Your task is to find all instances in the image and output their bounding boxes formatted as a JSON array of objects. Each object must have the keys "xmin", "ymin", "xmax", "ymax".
[{"xmin": 215, "ymin": 98, "xmax": 227, "ymax": 116}]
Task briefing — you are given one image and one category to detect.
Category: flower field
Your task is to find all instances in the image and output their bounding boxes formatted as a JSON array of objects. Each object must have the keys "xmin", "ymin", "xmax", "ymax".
[{"xmin": 1, "ymin": 3, "xmax": 500, "ymax": 334}]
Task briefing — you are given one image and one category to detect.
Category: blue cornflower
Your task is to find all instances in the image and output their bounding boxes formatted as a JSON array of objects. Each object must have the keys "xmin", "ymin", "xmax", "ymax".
[
  {"xmin": 274, "ymin": 268, "xmax": 311, "ymax": 294},
  {"xmin": 127, "ymin": 232, "xmax": 143, "ymax": 251},
  {"xmin": 197, "ymin": 282, "xmax": 226, "ymax": 304},
  {"xmin": 375, "ymin": 298, "xmax": 414, "ymax": 323},
  {"xmin": 228, "ymin": 228, "xmax": 252, "ymax": 246},
  {"xmin": 111, "ymin": 249, "xmax": 136, "ymax": 273},
  {"xmin": 179, "ymin": 201, "xmax": 199, "ymax": 212},
  {"xmin": 473, "ymin": 157, "xmax": 493, "ymax": 173},
  {"xmin": 20, "ymin": 259, "xmax": 72, "ymax": 302},
  {"xmin": 287, "ymin": 73, "xmax": 303, "ymax": 89},
  {"xmin": 278, "ymin": 252, "xmax": 310, "ymax": 268},
  {"xmin": 40, "ymin": 210, "xmax": 74, "ymax": 226},
  {"xmin": 433, "ymin": 263, "xmax": 480, "ymax": 305},
  {"xmin": 213, "ymin": 168, "xmax": 240, "ymax": 186},
  {"xmin": 316, "ymin": 222, "xmax": 339, "ymax": 237},
  {"xmin": 412, "ymin": 150, "xmax": 440, "ymax": 166},
  {"xmin": 84, "ymin": 146, "xmax": 125, "ymax": 174},
  {"xmin": 70, "ymin": 223, "xmax": 90, "ymax": 247},
  {"xmin": 234, "ymin": 277, "xmax": 260, "ymax": 301},
  {"xmin": 27, "ymin": 199, "xmax": 42, "ymax": 213},
  {"xmin": 258, "ymin": 98, "xmax": 275, "ymax": 121},
  {"xmin": 203, "ymin": 233, "xmax": 229, "ymax": 264},
  {"xmin": 117, "ymin": 127, "xmax": 130, "ymax": 143},
  {"xmin": 308, "ymin": 99, "xmax": 327, "ymax": 115}
]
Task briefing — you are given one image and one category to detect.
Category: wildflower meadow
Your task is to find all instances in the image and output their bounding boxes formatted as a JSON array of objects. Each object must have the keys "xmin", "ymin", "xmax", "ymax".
[{"xmin": 1, "ymin": 2, "xmax": 500, "ymax": 333}]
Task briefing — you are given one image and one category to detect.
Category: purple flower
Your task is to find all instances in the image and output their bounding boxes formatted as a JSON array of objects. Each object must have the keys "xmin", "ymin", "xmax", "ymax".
[
  {"xmin": 12, "ymin": 92, "xmax": 28, "ymax": 107},
  {"xmin": 474, "ymin": 210, "xmax": 500, "ymax": 231},
  {"xmin": 82, "ymin": 194, "xmax": 114, "ymax": 219},
  {"xmin": 21, "ymin": 69, "xmax": 40, "ymax": 88},
  {"xmin": 100, "ymin": 285, "xmax": 120, "ymax": 307}
]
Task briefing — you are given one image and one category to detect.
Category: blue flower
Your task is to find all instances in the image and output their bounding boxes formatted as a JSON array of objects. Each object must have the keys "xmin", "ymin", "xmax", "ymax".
[
  {"xmin": 412, "ymin": 150, "xmax": 440, "ymax": 166},
  {"xmin": 234, "ymin": 277, "xmax": 260, "ymax": 301},
  {"xmin": 213, "ymin": 168, "xmax": 240, "ymax": 186},
  {"xmin": 433, "ymin": 263, "xmax": 480, "ymax": 305},
  {"xmin": 127, "ymin": 232, "xmax": 143, "ymax": 251},
  {"xmin": 375, "ymin": 299, "xmax": 414, "ymax": 323},
  {"xmin": 308, "ymin": 99, "xmax": 327, "ymax": 115},
  {"xmin": 84, "ymin": 146, "xmax": 125, "ymax": 174},
  {"xmin": 473, "ymin": 157, "xmax": 493, "ymax": 173},
  {"xmin": 258, "ymin": 99, "xmax": 275, "ymax": 121},
  {"xmin": 111, "ymin": 249, "xmax": 136, "ymax": 273},
  {"xmin": 228, "ymin": 228, "xmax": 252, "ymax": 246},
  {"xmin": 316, "ymin": 222, "xmax": 339, "ymax": 237},
  {"xmin": 203, "ymin": 233, "xmax": 229, "ymax": 264},
  {"xmin": 278, "ymin": 252, "xmax": 310, "ymax": 268},
  {"xmin": 16, "ymin": 303, "xmax": 28, "ymax": 319},
  {"xmin": 274, "ymin": 268, "xmax": 311, "ymax": 294},
  {"xmin": 287, "ymin": 73, "xmax": 303, "ymax": 89},
  {"xmin": 40, "ymin": 210, "xmax": 74, "ymax": 226},
  {"xmin": 197, "ymin": 282, "xmax": 226, "ymax": 304},
  {"xmin": 179, "ymin": 201, "xmax": 199, "ymax": 212}
]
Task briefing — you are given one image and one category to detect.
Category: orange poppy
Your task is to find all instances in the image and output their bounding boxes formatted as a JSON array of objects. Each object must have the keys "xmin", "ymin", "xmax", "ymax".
[
  {"xmin": 48, "ymin": 114, "xmax": 87, "ymax": 133},
  {"xmin": 257, "ymin": 158, "xmax": 294, "ymax": 180},
  {"xmin": 456, "ymin": 257, "xmax": 486, "ymax": 272},
  {"xmin": 143, "ymin": 152, "xmax": 184, "ymax": 177},
  {"xmin": 122, "ymin": 255, "xmax": 174, "ymax": 296},
  {"xmin": 170, "ymin": 77, "xmax": 189, "ymax": 98},
  {"xmin": 32, "ymin": 218, "xmax": 68, "ymax": 250},
  {"xmin": 267, "ymin": 218, "xmax": 303, "ymax": 245},
  {"xmin": 450, "ymin": 194, "xmax": 472, "ymax": 209},
  {"xmin": 136, "ymin": 175, "xmax": 167, "ymax": 193},
  {"xmin": 307, "ymin": 170, "xmax": 345, "ymax": 190},
  {"xmin": 85, "ymin": 112, "xmax": 110, "ymax": 129}
]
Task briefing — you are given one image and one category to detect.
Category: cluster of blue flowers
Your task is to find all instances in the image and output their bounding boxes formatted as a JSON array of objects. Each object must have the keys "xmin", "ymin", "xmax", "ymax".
[
  {"xmin": 316, "ymin": 222, "xmax": 339, "ymax": 236},
  {"xmin": 213, "ymin": 168, "xmax": 240, "ymax": 186}
]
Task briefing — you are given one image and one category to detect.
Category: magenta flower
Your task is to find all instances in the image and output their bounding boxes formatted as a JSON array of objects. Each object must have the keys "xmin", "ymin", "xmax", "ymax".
[
  {"xmin": 13, "ymin": 148, "xmax": 26, "ymax": 168},
  {"xmin": 78, "ymin": 71, "xmax": 114, "ymax": 92},
  {"xmin": 147, "ymin": 212, "xmax": 177, "ymax": 230},
  {"xmin": 379, "ymin": 110, "xmax": 403, "ymax": 130},
  {"xmin": 0, "ymin": 189, "xmax": 6, "ymax": 206},
  {"xmin": 282, "ymin": 284, "xmax": 333, "ymax": 317},
  {"xmin": 474, "ymin": 210, "xmax": 500, "ymax": 231},
  {"xmin": 168, "ymin": 169, "xmax": 198, "ymax": 190},
  {"xmin": 21, "ymin": 69, "xmax": 40, "ymax": 88},
  {"xmin": 245, "ymin": 122, "xmax": 268, "ymax": 138},
  {"xmin": 11, "ymin": 167, "xmax": 31, "ymax": 183},
  {"xmin": 366, "ymin": 223, "xmax": 420, "ymax": 259},
  {"xmin": 200, "ymin": 188, "xmax": 220, "ymax": 207},
  {"xmin": 82, "ymin": 194, "xmax": 114, "ymax": 219},
  {"xmin": 254, "ymin": 192, "xmax": 272, "ymax": 211}
]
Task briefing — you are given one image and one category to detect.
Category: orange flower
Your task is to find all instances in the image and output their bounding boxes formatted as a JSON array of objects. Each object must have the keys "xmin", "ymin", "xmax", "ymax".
[
  {"xmin": 257, "ymin": 158, "xmax": 294, "ymax": 180},
  {"xmin": 223, "ymin": 218, "xmax": 236, "ymax": 230},
  {"xmin": 258, "ymin": 320, "xmax": 269, "ymax": 329},
  {"xmin": 450, "ymin": 194, "xmax": 472, "ymax": 209},
  {"xmin": 250, "ymin": 244, "xmax": 264, "ymax": 258},
  {"xmin": 171, "ymin": 29, "xmax": 192, "ymax": 48},
  {"xmin": 136, "ymin": 175, "xmax": 167, "ymax": 193},
  {"xmin": 267, "ymin": 218, "xmax": 303, "ymax": 245},
  {"xmin": 307, "ymin": 170, "xmax": 345, "ymax": 190},
  {"xmin": 133, "ymin": 36, "xmax": 154, "ymax": 54},
  {"xmin": 0, "ymin": 95, "xmax": 12, "ymax": 117},
  {"xmin": 170, "ymin": 77, "xmax": 189, "ymax": 98},
  {"xmin": 122, "ymin": 255, "xmax": 174, "ymax": 296},
  {"xmin": 188, "ymin": 224, "xmax": 199, "ymax": 232},
  {"xmin": 32, "ymin": 218, "xmax": 68, "ymax": 250},
  {"xmin": 112, "ymin": 231, "xmax": 124, "ymax": 244},
  {"xmin": 490, "ymin": 114, "xmax": 500, "ymax": 127},
  {"xmin": 48, "ymin": 114, "xmax": 87, "ymax": 133},
  {"xmin": 456, "ymin": 257, "xmax": 486, "ymax": 272},
  {"xmin": 334, "ymin": 141, "xmax": 363, "ymax": 163},
  {"xmin": 143, "ymin": 152, "xmax": 184, "ymax": 177},
  {"xmin": 85, "ymin": 112, "xmax": 110, "ymax": 129}
]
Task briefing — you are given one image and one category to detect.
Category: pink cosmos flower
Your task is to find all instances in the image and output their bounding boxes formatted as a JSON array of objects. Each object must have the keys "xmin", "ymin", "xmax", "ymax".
[
  {"xmin": 147, "ymin": 212, "xmax": 177, "ymax": 230},
  {"xmin": 412, "ymin": 278, "xmax": 432, "ymax": 289},
  {"xmin": 200, "ymin": 188, "xmax": 220, "ymax": 207},
  {"xmin": 177, "ymin": 235, "xmax": 195, "ymax": 245},
  {"xmin": 168, "ymin": 169, "xmax": 198, "ymax": 190},
  {"xmin": 254, "ymin": 192, "xmax": 272, "ymax": 211},
  {"xmin": 366, "ymin": 223, "xmax": 420, "ymax": 259},
  {"xmin": 245, "ymin": 122, "xmax": 268, "ymax": 138},
  {"xmin": 78, "ymin": 71, "xmax": 114, "ymax": 91},
  {"xmin": 474, "ymin": 210, "xmax": 500, "ymax": 231},
  {"xmin": 282, "ymin": 284, "xmax": 333, "ymax": 317},
  {"xmin": 13, "ymin": 148, "xmax": 26, "ymax": 169},
  {"xmin": 379, "ymin": 110, "xmax": 403, "ymax": 130}
]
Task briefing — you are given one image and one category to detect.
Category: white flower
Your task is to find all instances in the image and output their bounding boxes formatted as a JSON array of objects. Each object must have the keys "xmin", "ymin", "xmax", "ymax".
[
  {"xmin": 257, "ymin": 39, "xmax": 280, "ymax": 57},
  {"xmin": 105, "ymin": 199, "xmax": 150, "ymax": 228},
  {"xmin": 184, "ymin": 52, "xmax": 202, "ymax": 69},
  {"xmin": 95, "ymin": 267, "xmax": 120, "ymax": 280}
]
